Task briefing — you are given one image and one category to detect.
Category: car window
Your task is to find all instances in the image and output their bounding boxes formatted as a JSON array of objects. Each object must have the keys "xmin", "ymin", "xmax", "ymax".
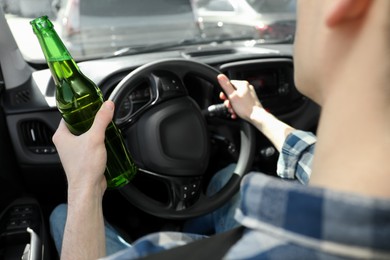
[
  {"xmin": 81, "ymin": 0, "xmax": 193, "ymax": 17},
  {"xmin": 247, "ymin": 0, "xmax": 296, "ymax": 13},
  {"xmin": 201, "ymin": 0, "xmax": 235, "ymax": 12}
]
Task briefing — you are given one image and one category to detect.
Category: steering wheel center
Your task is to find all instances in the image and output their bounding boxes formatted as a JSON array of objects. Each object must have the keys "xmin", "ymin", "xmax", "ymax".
[{"xmin": 127, "ymin": 96, "xmax": 210, "ymax": 177}]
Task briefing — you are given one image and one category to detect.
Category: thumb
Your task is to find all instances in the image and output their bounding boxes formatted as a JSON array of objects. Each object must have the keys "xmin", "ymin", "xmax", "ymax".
[{"xmin": 89, "ymin": 100, "xmax": 115, "ymax": 136}]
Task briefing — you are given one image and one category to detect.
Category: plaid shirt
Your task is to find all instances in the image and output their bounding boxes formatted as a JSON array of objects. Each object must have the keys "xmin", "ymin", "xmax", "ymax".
[
  {"xmin": 102, "ymin": 130, "xmax": 390, "ymax": 259},
  {"xmin": 277, "ymin": 130, "xmax": 316, "ymax": 185}
]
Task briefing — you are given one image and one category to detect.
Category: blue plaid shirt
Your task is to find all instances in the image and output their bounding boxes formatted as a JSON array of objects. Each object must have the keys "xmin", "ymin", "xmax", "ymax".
[
  {"xmin": 277, "ymin": 130, "xmax": 316, "ymax": 185},
  {"xmin": 102, "ymin": 130, "xmax": 390, "ymax": 259}
]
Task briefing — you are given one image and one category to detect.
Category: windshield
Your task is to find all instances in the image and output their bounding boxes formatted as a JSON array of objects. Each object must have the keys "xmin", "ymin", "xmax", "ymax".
[{"xmin": 1, "ymin": 0, "xmax": 296, "ymax": 63}]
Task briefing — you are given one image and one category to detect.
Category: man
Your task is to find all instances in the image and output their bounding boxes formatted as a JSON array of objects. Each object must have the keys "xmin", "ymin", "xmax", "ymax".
[
  {"xmin": 51, "ymin": 0, "xmax": 390, "ymax": 259},
  {"xmin": 50, "ymin": 75, "xmax": 317, "ymax": 257}
]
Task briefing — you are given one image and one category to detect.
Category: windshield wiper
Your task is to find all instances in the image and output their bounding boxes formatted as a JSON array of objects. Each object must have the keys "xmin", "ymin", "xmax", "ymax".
[
  {"xmin": 105, "ymin": 38, "xmax": 204, "ymax": 58},
  {"xmin": 104, "ymin": 35, "xmax": 288, "ymax": 59}
]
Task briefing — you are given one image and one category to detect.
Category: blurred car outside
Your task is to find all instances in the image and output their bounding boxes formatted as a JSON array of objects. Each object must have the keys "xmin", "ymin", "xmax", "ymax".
[
  {"xmin": 2, "ymin": 0, "xmax": 202, "ymax": 62},
  {"xmin": 193, "ymin": 0, "xmax": 296, "ymax": 42},
  {"xmin": 53, "ymin": 0, "xmax": 202, "ymax": 60}
]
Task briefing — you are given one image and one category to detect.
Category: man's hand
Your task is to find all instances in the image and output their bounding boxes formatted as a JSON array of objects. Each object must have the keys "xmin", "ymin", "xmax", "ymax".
[
  {"xmin": 52, "ymin": 100, "xmax": 115, "ymax": 194},
  {"xmin": 217, "ymin": 74, "xmax": 263, "ymax": 121}
]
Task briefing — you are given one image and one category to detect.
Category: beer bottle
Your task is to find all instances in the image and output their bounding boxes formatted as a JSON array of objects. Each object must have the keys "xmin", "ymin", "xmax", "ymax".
[{"xmin": 30, "ymin": 16, "xmax": 137, "ymax": 189}]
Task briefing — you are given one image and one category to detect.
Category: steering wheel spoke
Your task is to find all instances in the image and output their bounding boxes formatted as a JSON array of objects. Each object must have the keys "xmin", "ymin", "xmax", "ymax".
[{"xmin": 164, "ymin": 175, "xmax": 203, "ymax": 211}]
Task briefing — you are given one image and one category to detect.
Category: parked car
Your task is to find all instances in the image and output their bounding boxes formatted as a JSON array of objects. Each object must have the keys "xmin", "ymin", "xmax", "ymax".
[
  {"xmin": 0, "ymin": 0, "xmax": 320, "ymax": 259},
  {"xmin": 54, "ymin": 0, "xmax": 202, "ymax": 60},
  {"xmin": 194, "ymin": 0, "xmax": 296, "ymax": 42}
]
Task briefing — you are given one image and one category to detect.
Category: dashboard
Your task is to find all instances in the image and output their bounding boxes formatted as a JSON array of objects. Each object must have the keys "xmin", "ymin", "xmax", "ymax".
[{"xmin": 3, "ymin": 43, "xmax": 320, "ymax": 183}]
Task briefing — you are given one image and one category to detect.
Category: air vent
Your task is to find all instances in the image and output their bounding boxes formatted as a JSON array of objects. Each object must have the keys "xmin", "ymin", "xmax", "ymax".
[{"xmin": 19, "ymin": 120, "xmax": 56, "ymax": 154}]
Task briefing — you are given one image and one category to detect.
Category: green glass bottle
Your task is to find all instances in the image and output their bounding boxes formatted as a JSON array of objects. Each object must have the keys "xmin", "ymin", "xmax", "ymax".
[{"xmin": 30, "ymin": 16, "xmax": 137, "ymax": 189}]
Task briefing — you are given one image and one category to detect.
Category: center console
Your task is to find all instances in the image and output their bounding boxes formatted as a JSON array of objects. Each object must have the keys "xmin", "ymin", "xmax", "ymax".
[{"xmin": 0, "ymin": 197, "xmax": 50, "ymax": 260}]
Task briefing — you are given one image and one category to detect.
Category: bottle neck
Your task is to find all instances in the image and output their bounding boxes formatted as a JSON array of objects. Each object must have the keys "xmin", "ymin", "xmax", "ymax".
[
  {"xmin": 36, "ymin": 28, "xmax": 79, "ymax": 84},
  {"xmin": 31, "ymin": 17, "xmax": 80, "ymax": 83},
  {"xmin": 31, "ymin": 16, "xmax": 77, "ymax": 65},
  {"xmin": 34, "ymin": 27, "xmax": 73, "ymax": 63}
]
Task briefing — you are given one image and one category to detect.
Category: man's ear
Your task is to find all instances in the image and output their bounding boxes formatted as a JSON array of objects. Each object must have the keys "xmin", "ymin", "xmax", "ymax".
[{"xmin": 326, "ymin": 0, "xmax": 372, "ymax": 27}]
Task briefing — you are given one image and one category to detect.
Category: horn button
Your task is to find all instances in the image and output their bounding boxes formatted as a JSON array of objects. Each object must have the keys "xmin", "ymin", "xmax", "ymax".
[{"xmin": 129, "ymin": 96, "xmax": 210, "ymax": 177}]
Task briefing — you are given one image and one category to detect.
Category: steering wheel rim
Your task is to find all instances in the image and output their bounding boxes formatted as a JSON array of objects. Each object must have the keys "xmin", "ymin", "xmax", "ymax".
[{"xmin": 109, "ymin": 58, "xmax": 256, "ymax": 219}]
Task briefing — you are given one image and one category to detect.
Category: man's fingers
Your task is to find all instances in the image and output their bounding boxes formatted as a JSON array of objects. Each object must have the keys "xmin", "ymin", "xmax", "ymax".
[
  {"xmin": 217, "ymin": 74, "xmax": 236, "ymax": 96},
  {"xmin": 219, "ymin": 91, "xmax": 227, "ymax": 101}
]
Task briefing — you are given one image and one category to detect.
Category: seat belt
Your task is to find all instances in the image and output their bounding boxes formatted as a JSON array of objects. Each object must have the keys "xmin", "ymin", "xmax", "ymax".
[{"xmin": 138, "ymin": 226, "xmax": 245, "ymax": 260}]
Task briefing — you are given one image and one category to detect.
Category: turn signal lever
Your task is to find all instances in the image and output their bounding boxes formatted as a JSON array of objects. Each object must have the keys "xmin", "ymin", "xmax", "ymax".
[{"xmin": 203, "ymin": 104, "xmax": 230, "ymax": 118}]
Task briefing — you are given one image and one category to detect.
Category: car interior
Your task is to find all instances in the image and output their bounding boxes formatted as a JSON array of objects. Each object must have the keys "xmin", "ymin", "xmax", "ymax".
[{"xmin": 0, "ymin": 1, "xmax": 321, "ymax": 259}]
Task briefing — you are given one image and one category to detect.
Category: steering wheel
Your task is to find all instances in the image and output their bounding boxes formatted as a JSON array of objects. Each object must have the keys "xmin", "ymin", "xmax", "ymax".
[{"xmin": 109, "ymin": 58, "xmax": 256, "ymax": 220}]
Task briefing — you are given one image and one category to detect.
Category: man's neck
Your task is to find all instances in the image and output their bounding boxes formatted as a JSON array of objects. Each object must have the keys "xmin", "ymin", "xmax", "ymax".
[{"xmin": 309, "ymin": 70, "xmax": 390, "ymax": 199}]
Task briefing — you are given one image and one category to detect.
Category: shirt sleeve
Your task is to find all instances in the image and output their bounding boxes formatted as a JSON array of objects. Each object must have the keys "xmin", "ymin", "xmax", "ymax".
[{"xmin": 276, "ymin": 130, "xmax": 316, "ymax": 185}]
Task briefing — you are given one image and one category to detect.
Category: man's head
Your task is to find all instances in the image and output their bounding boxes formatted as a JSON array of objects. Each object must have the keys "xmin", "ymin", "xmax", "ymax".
[{"xmin": 293, "ymin": 0, "xmax": 389, "ymax": 105}]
